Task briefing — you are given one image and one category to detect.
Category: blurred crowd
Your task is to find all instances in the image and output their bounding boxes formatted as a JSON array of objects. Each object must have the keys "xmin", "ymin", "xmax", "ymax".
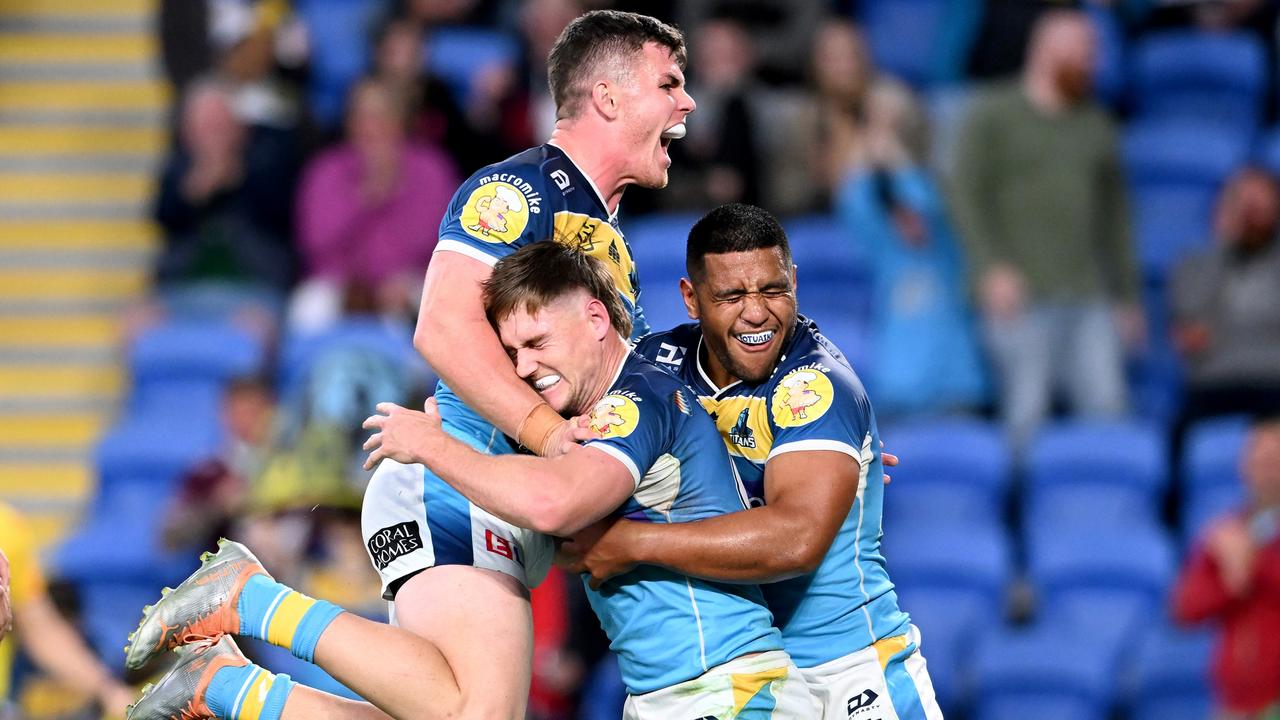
[{"xmin": 8, "ymin": 0, "xmax": 1280, "ymax": 718}]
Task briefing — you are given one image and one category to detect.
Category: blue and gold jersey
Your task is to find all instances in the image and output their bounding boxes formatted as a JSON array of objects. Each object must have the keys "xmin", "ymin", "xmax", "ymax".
[
  {"xmin": 583, "ymin": 352, "xmax": 782, "ymax": 694},
  {"xmin": 635, "ymin": 318, "xmax": 911, "ymax": 668},
  {"xmin": 433, "ymin": 144, "xmax": 648, "ymax": 437}
]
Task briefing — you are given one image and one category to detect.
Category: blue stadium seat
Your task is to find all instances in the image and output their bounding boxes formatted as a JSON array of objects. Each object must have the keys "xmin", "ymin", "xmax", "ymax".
[
  {"xmin": 54, "ymin": 479, "xmax": 200, "ymax": 585},
  {"xmin": 1028, "ymin": 525, "xmax": 1177, "ymax": 666},
  {"xmin": 296, "ymin": 0, "xmax": 386, "ymax": 128},
  {"xmin": 892, "ymin": 587, "xmax": 985, "ymax": 714},
  {"xmin": 241, "ymin": 639, "xmax": 363, "ymax": 701},
  {"xmin": 129, "ymin": 319, "xmax": 266, "ymax": 389},
  {"xmin": 1025, "ymin": 420, "xmax": 1167, "ymax": 528},
  {"xmin": 277, "ymin": 318, "xmax": 422, "ymax": 405},
  {"xmin": 1132, "ymin": 31, "xmax": 1267, "ymax": 130},
  {"xmin": 884, "ymin": 523, "xmax": 1011, "ymax": 602},
  {"xmin": 1127, "ymin": 620, "xmax": 1213, "ymax": 720},
  {"xmin": 95, "ymin": 414, "xmax": 222, "ymax": 489},
  {"xmin": 971, "ymin": 626, "xmax": 1111, "ymax": 720},
  {"xmin": 808, "ymin": 314, "xmax": 871, "ymax": 384},
  {"xmin": 878, "ymin": 418, "xmax": 1010, "ymax": 527},
  {"xmin": 1258, "ymin": 126, "xmax": 1280, "ymax": 179},
  {"xmin": 426, "ymin": 27, "xmax": 520, "ymax": 108},
  {"xmin": 1183, "ymin": 483, "xmax": 1245, "ymax": 545},
  {"xmin": 1124, "ymin": 121, "xmax": 1249, "ymax": 275},
  {"xmin": 622, "ymin": 211, "xmax": 699, "ymax": 328},
  {"xmin": 858, "ymin": 0, "xmax": 948, "ymax": 87},
  {"xmin": 1087, "ymin": 5, "xmax": 1126, "ymax": 105},
  {"xmin": 783, "ymin": 214, "xmax": 865, "ymax": 286},
  {"xmin": 78, "ymin": 580, "xmax": 164, "ymax": 673},
  {"xmin": 1182, "ymin": 415, "xmax": 1249, "ymax": 492}
]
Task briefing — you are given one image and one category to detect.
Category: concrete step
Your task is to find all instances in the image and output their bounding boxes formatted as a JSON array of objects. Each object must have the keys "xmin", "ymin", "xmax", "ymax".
[
  {"xmin": 0, "ymin": 0, "xmax": 153, "ymax": 18},
  {"xmin": 0, "ymin": 219, "xmax": 158, "ymax": 252},
  {"xmin": 0, "ymin": 126, "xmax": 163, "ymax": 157},
  {"xmin": 0, "ymin": 313, "xmax": 123, "ymax": 350},
  {"xmin": 0, "ymin": 267, "xmax": 148, "ymax": 303},
  {"xmin": 0, "ymin": 462, "xmax": 93, "ymax": 500},
  {"xmin": 0, "ymin": 364, "xmax": 125, "ymax": 402},
  {"xmin": 0, "ymin": 411, "xmax": 106, "ymax": 450},
  {"xmin": 0, "ymin": 171, "xmax": 152, "ymax": 204},
  {"xmin": 0, "ymin": 33, "xmax": 154, "ymax": 65},
  {"xmin": 0, "ymin": 80, "xmax": 168, "ymax": 113}
]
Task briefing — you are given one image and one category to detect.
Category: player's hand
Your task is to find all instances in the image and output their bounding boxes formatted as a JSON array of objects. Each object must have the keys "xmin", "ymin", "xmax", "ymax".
[
  {"xmin": 557, "ymin": 516, "xmax": 637, "ymax": 589},
  {"xmin": 98, "ymin": 682, "xmax": 136, "ymax": 719},
  {"xmin": 542, "ymin": 414, "xmax": 597, "ymax": 457},
  {"xmin": 881, "ymin": 440, "xmax": 898, "ymax": 485},
  {"xmin": 0, "ymin": 548, "xmax": 11, "ymax": 644},
  {"xmin": 361, "ymin": 399, "xmax": 441, "ymax": 470},
  {"xmin": 1206, "ymin": 515, "xmax": 1255, "ymax": 596}
]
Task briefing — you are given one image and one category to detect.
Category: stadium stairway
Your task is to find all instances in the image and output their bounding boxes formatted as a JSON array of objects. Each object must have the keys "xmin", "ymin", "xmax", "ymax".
[{"xmin": 0, "ymin": 0, "xmax": 165, "ymax": 554}]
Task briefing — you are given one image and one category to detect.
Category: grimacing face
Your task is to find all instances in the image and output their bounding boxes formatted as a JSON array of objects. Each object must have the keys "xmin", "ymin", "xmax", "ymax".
[
  {"xmin": 683, "ymin": 247, "xmax": 797, "ymax": 385},
  {"xmin": 497, "ymin": 291, "xmax": 611, "ymax": 416}
]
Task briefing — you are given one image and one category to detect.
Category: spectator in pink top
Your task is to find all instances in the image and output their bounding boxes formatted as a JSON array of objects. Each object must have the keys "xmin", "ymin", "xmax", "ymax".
[{"xmin": 290, "ymin": 77, "xmax": 458, "ymax": 331}]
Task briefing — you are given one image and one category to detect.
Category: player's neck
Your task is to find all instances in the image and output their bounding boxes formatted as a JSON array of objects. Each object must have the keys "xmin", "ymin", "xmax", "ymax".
[
  {"xmin": 580, "ymin": 335, "xmax": 631, "ymax": 413},
  {"xmin": 547, "ymin": 127, "xmax": 626, "ymax": 214},
  {"xmin": 699, "ymin": 341, "xmax": 738, "ymax": 390}
]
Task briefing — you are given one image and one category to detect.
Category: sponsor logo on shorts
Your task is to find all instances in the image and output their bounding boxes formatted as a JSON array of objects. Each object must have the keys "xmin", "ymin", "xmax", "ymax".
[
  {"xmin": 484, "ymin": 529, "xmax": 525, "ymax": 567},
  {"xmin": 367, "ymin": 521, "xmax": 424, "ymax": 570},
  {"xmin": 847, "ymin": 688, "xmax": 880, "ymax": 718}
]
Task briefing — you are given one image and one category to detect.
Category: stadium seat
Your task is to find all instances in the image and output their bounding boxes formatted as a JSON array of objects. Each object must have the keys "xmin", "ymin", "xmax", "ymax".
[
  {"xmin": 129, "ymin": 319, "xmax": 266, "ymax": 389},
  {"xmin": 878, "ymin": 418, "xmax": 1010, "ymax": 527},
  {"xmin": 971, "ymin": 625, "xmax": 1111, "ymax": 720},
  {"xmin": 1025, "ymin": 420, "xmax": 1167, "ymax": 529},
  {"xmin": 54, "ymin": 479, "xmax": 199, "ymax": 585},
  {"xmin": 296, "ymin": 0, "xmax": 386, "ymax": 128},
  {"xmin": 1086, "ymin": 4, "xmax": 1126, "ymax": 105},
  {"xmin": 242, "ymin": 639, "xmax": 363, "ymax": 701},
  {"xmin": 426, "ymin": 27, "xmax": 520, "ymax": 108},
  {"xmin": 1131, "ymin": 31, "xmax": 1266, "ymax": 130},
  {"xmin": 79, "ymin": 580, "xmax": 165, "ymax": 673},
  {"xmin": 891, "ymin": 587, "xmax": 984, "ymax": 714},
  {"xmin": 1182, "ymin": 415, "xmax": 1250, "ymax": 492},
  {"xmin": 884, "ymin": 522, "xmax": 1011, "ymax": 603},
  {"xmin": 94, "ymin": 413, "xmax": 222, "ymax": 489},
  {"xmin": 277, "ymin": 317, "xmax": 423, "ymax": 405},
  {"xmin": 1124, "ymin": 121, "xmax": 1250, "ymax": 276},
  {"xmin": 1258, "ymin": 126, "xmax": 1280, "ymax": 179},
  {"xmin": 1127, "ymin": 620, "xmax": 1214, "ymax": 720},
  {"xmin": 783, "ymin": 214, "xmax": 865, "ymax": 286},
  {"xmin": 858, "ymin": 0, "xmax": 948, "ymax": 87},
  {"xmin": 1183, "ymin": 483, "xmax": 1246, "ymax": 545},
  {"xmin": 1027, "ymin": 525, "xmax": 1177, "ymax": 666}
]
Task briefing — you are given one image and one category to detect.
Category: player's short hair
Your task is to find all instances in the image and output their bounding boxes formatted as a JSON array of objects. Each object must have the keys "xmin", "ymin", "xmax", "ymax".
[
  {"xmin": 547, "ymin": 10, "xmax": 687, "ymax": 120},
  {"xmin": 483, "ymin": 241, "xmax": 632, "ymax": 338},
  {"xmin": 686, "ymin": 203, "xmax": 793, "ymax": 283}
]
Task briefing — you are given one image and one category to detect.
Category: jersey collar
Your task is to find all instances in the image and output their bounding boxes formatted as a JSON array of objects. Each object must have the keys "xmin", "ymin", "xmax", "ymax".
[
  {"xmin": 546, "ymin": 141, "xmax": 618, "ymax": 222},
  {"xmin": 694, "ymin": 335, "xmax": 743, "ymax": 398}
]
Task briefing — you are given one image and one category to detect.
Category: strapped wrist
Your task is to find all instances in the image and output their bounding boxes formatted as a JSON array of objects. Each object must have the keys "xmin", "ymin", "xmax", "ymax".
[{"xmin": 517, "ymin": 402, "xmax": 563, "ymax": 456}]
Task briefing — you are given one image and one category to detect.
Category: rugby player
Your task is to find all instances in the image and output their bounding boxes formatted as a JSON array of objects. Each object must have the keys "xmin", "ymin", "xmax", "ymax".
[
  {"xmin": 561, "ymin": 203, "xmax": 944, "ymax": 719},
  {"xmin": 124, "ymin": 10, "xmax": 694, "ymax": 720},
  {"xmin": 367, "ymin": 242, "xmax": 815, "ymax": 717}
]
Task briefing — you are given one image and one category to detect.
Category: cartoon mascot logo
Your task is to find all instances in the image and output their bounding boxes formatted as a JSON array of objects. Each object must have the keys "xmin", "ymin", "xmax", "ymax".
[
  {"xmin": 461, "ymin": 182, "xmax": 530, "ymax": 244},
  {"xmin": 771, "ymin": 368, "xmax": 835, "ymax": 428},
  {"xmin": 588, "ymin": 394, "xmax": 639, "ymax": 439}
]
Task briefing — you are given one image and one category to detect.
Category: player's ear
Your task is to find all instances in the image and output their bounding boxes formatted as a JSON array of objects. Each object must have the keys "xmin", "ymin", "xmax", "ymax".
[
  {"xmin": 679, "ymin": 278, "xmax": 699, "ymax": 320},
  {"xmin": 585, "ymin": 297, "xmax": 612, "ymax": 340},
  {"xmin": 592, "ymin": 80, "xmax": 619, "ymax": 120}
]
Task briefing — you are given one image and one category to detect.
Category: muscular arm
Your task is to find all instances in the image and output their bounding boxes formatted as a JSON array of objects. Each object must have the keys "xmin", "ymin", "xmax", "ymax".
[
  {"xmin": 17, "ymin": 593, "xmax": 133, "ymax": 712},
  {"xmin": 414, "ymin": 251, "xmax": 556, "ymax": 439},
  {"xmin": 575, "ymin": 450, "xmax": 861, "ymax": 585}
]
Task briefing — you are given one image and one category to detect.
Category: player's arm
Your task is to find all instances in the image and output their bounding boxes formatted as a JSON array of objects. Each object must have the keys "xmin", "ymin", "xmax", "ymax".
[
  {"xmin": 413, "ymin": 251, "xmax": 563, "ymax": 451},
  {"xmin": 564, "ymin": 450, "xmax": 861, "ymax": 586},
  {"xmin": 365, "ymin": 399, "xmax": 634, "ymax": 537}
]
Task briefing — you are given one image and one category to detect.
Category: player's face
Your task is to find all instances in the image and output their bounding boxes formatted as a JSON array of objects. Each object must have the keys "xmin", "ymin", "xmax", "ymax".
[
  {"xmin": 683, "ymin": 247, "xmax": 797, "ymax": 385},
  {"xmin": 498, "ymin": 292, "xmax": 608, "ymax": 417},
  {"xmin": 616, "ymin": 42, "xmax": 696, "ymax": 189}
]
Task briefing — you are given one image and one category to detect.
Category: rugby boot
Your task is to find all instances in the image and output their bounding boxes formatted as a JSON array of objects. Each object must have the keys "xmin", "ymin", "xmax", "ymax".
[
  {"xmin": 126, "ymin": 635, "xmax": 248, "ymax": 720},
  {"xmin": 126, "ymin": 539, "xmax": 270, "ymax": 671}
]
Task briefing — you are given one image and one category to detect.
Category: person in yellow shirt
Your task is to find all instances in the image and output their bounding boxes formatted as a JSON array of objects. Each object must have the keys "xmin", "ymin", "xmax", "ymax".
[
  {"xmin": 0, "ymin": 548, "xmax": 11, "ymax": 645},
  {"xmin": 0, "ymin": 503, "xmax": 134, "ymax": 717}
]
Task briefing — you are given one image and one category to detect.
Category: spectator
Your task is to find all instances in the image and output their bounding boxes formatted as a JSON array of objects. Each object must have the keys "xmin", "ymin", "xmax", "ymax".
[
  {"xmin": 161, "ymin": 375, "xmax": 278, "ymax": 554},
  {"xmin": 1172, "ymin": 417, "xmax": 1280, "ymax": 719},
  {"xmin": 1171, "ymin": 167, "xmax": 1280, "ymax": 432},
  {"xmin": 658, "ymin": 13, "xmax": 762, "ymax": 210},
  {"xmin": 290, "ymin": 78, "xmax": 457, "ymax": 332},
  {"xmin": 0, "ymin": 503, "xmax": 134, "ymax": 718},
  {"xmin": 834, "ymin": 74, "xmax": 987, "ymax": 418},
  {"xmin": 950, "ymin": 10, "xmax": 1143, "ymax": 452},
  {"xmin": 0, "ymin": 549, "xmax": 9, "ymax": 647},
  {"xmin": 153, "ymin": 76, "xmax": 301, "ymax": 293}
]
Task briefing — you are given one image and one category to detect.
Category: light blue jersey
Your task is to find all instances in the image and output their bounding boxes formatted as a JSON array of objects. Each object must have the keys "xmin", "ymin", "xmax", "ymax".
[
  {"xmin": 433, "ymin": 144, "xmax": 649, "ymax": 440},
  {"xmin": 635, "ymin": 318, "xmax": 911, "ymax": 668},
  {"xmin": 583, "ymin": 352, "xmax": 782, "ymax": 694}
]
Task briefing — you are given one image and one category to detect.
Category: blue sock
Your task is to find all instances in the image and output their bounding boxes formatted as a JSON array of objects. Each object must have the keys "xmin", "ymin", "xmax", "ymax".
[
  {"xmin": 236, "ymin": 574, "xmax": 344, "ymax": 662},
  {"xmin": 206, "ymin": 663, "xmax": 295, "ymax": 720}
]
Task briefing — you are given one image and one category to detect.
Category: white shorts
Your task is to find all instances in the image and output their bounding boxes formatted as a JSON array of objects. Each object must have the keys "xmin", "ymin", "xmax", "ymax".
[
  {"xmin": 622, "ymin": 650, "xmax": 817, "ymax": 720},
  {"xmin": 799, "ymin": 624, "xmax": 943, "ymax": 720},
  {"xmin": 361, "ymin": 455, "xmax": 554, "ymax": 599}
]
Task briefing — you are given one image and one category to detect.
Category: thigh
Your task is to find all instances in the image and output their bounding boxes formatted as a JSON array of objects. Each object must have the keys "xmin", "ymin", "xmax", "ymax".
[
  {"xmin": 802, "ymin": 631, "xmax": 943, "ymax": 720},
  {"xmin": 393, "ymin": 565, "xmax": 534, "ymax": 720},
  {"xmin": 1063, "ymin": 302, "xmax": 1128, "ymax": 415},
  {"xmin": 624, "ymin": 653, "xmax": 814, "ymax": 720}
]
